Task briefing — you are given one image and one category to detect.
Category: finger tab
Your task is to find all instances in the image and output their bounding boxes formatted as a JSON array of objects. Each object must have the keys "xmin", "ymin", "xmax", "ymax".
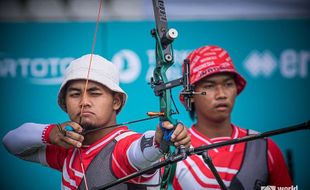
[{"xmin": 65, "ymin": 126, "xmax": 74, "ymax": 131}]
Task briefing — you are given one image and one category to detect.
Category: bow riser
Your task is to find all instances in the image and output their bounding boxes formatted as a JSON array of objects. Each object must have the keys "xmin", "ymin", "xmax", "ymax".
[{"xmin": 151, "ymin": 0, "xmax": 178, "ymax": 126}]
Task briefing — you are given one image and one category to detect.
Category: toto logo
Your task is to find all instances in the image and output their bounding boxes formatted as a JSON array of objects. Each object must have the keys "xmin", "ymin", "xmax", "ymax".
[
  {"xmin": 0, "ymin": 57, "xmax": 74, "ymax": 85},
  {"xmin": 0, "ymin": 50, "xmax": 143, "ymax": 85}
]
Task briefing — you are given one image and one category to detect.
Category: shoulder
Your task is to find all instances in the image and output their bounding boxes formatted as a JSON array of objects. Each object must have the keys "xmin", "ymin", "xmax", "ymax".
[
  {"xmin": 266, "ymin": 138, "xmax": 284, "ymax": 161},
  {"xmin": 114, "ymin": 128, "xmax": 141, "ymax": 148},
  {"xmin": 265, "ymin": 138, "xmax": 289, "ymax": 173},
  {"xmin": 266, "ymin": 138, "xmax": 282, "ymax": 155},
  {"xmin": 231, "ymin": 124, "xmax": 249, "ymax": 137},
  {"xmin": 265, "ymin": 139, "xmax": 292, "ymax": 185}
]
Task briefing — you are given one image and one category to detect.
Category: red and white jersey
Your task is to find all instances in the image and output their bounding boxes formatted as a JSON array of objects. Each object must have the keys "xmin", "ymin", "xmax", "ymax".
[
  {"xmin": 44, "ymin": 126, "xmax": 155, "ymax": 190},
  {"xmin": 173, "ymin": 124, "xmax": 292, "ymax": 190}
]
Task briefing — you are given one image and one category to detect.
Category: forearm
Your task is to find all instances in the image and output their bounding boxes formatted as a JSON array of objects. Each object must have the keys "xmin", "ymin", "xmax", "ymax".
[
  {"xmin": 128, "ymin": 130, "xmax": 163, "ymax": 169},
  {"xmin": 2, "ymin": 123, "xmax": 49, "ymax": 163}
]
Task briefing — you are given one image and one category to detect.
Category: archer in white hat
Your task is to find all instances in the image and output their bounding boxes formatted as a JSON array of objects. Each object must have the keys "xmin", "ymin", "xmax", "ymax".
[
  {"xmin": 3, "ymin": 54, "xmax": 191, "ymax": 190},
  {"xmin": 58, "ymin": 54, "xmax": 127, "ymax": 115}
]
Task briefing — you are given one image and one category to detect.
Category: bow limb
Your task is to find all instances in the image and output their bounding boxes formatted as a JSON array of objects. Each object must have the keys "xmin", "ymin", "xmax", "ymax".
[{"xmin": 150, "ymin": 0, "xmax": 179, "ymax": 132}]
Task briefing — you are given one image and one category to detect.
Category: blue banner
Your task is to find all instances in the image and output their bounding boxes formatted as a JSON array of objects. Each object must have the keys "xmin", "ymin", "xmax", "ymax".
[{"xmin": 0, "ymin": 20, "xmax": 309, "ymax": 189}]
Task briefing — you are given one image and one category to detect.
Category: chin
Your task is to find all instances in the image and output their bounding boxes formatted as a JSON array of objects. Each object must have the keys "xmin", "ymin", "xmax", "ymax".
[
  {"xmin": 213, "ymin": 114, "xmax": 230, "ymax": 122},
  {"xmin": 81, "ymin": 122, "xmax": 98, "ymax": 130}
]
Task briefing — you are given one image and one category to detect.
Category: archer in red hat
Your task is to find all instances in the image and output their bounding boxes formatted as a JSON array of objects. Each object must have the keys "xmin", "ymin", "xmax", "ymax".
[{"xmin": 174, "ymin": 45, "xmax": 292, "ymax": 190}]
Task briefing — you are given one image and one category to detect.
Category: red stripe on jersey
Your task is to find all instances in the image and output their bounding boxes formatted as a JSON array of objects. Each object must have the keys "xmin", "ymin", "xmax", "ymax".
[
  {"xmin": 62, "ymin": 177, "xmax": 76, "ymax": 189},
  {"xmin": 189, "ymin": 155, "xmax": 237, "ymax": 181},
  {"xmin": 173, "ymin": 176, "xmax": 182, "ymax": 190},
  {"xmin": 183, "ymin": 158, "xmax": 221, "ymax": 189}
]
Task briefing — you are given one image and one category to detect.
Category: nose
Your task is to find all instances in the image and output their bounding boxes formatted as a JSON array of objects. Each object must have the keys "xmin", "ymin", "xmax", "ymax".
[
  {"xmin": 215, "ymin": 85, "xmax": 227, "ymax": 100},
  {"xmin": 79, "ymin": 94, "xmax": 91, "ymax": 108}
]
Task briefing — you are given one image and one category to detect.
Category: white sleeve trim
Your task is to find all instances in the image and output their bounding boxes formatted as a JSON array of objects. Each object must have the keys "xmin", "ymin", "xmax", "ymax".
[{"xmin": 115, "ymin": 131, "xmax": 137, "ymax": 141}]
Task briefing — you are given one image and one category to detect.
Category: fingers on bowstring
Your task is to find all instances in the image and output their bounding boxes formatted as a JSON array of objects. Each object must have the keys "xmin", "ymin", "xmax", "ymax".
[
  {"xmin": 58, "ymin": 122, "xmax": 84, "ymax": 148},
  {"xmin": 63, "ymin": 121, "xmax": 83, "ymax": 133},
  {"xmin": 62, "ymin": 136, "xmax": 83, "ymax": 148}
]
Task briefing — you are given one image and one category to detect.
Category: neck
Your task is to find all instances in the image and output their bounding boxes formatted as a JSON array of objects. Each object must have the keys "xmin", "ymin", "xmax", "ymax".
[
  {"xmin": 194, "ymin": 116, "xmax": 232, "ymax": 139},
  {"xmin": 82, "ymin": 117, "xmax": 118, "ymax": 145}
]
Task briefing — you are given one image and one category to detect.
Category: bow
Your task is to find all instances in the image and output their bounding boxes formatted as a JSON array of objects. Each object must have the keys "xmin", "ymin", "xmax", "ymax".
[
  {"xmin": 91, "ymin": 0, "xmax": 191, "ymax": 189},
  {"xmin": 149, "ymin": 0, "xmax": 184, "ymax": 188}
]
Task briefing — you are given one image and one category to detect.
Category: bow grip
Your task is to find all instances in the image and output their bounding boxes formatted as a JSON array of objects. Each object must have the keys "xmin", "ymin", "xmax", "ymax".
[{"xmin": 159, "ymin": 122, "xmax": 175, "ymax": 142}]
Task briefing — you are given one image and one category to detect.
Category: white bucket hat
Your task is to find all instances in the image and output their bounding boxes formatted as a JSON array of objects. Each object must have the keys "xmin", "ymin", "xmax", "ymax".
[{"xmin": 58, "ymin": 54, "xmax": 127, "ymax": 114}]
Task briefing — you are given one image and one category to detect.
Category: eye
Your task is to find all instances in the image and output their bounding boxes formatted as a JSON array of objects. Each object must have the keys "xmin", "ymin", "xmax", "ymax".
[
  {"xmin": 69, "ymin": 92, "xmax": 81, "ymax": 97},
  {"xmin": 203, "ymin": 83, "xmax": 215, "ymax": 90},
  {"xmin": 91, "ymin": 91, "xmax": 102, "ymax": 96},
  {"xmin": 225, "ymin": 81, "xmax": 235, "ymax": 87}
]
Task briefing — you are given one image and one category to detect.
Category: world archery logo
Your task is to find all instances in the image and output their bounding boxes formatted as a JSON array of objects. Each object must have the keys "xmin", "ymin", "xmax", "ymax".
[
  {"xmin": 261, "ymin": 186, "xmax": 276, "ymax": 190},
  {"xmin": 261, "ymin": 185, "xmax": 298, "ymax": 190}
]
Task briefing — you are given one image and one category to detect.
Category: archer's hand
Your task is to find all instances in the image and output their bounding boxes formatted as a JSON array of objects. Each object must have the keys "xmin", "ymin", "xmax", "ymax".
[
  {"xmin": 49, "ymin": 121, "xmax": 84, "ymax": 149},
  {"xmin": 155, "ymin": 121, "xmax": 191, "ymax": 149}
]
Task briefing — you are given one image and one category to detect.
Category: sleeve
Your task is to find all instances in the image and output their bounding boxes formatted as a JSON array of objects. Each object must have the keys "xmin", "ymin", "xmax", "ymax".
[
  {"xmin": 2, "ymin": 123, "xmax": 49, "ymax": 164},
  {"xmin": 2, "ymin": 122, "xmax": 67, "ymax": 171},
  {"xmin": 111, "ymin": 130, "xmax": 162, "ymax": 184},
  {"xmin": 267, "ymin": 139, "xmax": 293, "ymax": 186}
]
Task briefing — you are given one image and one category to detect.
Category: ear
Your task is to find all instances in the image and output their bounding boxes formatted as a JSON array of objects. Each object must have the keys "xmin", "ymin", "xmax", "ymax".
[{"xmin": 112, "ymin": 93, "xmax": 122, "ymax": 111}]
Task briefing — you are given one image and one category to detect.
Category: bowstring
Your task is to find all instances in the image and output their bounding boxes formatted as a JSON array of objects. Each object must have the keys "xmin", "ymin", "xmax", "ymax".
[{"xmin": 78, "ymin": 0, "xmax": 103, "ymax": 189}]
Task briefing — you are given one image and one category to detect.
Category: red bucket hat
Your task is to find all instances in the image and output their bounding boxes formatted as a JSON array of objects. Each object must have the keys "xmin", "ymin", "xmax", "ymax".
[{"xmin": 179, "ymin": 45, "xmax": 246, "ymax": 105}]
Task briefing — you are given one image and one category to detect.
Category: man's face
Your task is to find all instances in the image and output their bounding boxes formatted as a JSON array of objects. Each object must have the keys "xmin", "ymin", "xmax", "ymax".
[
  {"xmin": 193, "ymin": 73, "xmax": 238, "ymax": 122},
  {"xmin": 65, "ymin": 80, "xmax": 121, "ymax": 130}
]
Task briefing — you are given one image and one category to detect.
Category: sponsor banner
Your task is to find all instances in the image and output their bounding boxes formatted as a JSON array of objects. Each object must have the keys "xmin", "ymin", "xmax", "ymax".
[{"xmin": 1, "ymin": 49, "xmax": 309, "ymax": 84}]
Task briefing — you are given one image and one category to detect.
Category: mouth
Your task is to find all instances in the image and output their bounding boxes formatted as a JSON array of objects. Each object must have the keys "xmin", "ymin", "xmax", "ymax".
[
  {"xmin": 215, "ymin": 103, "xmax": 229, "ymax": 111},
  {"xmin": 77, "ymin": 111, "xmax": 94, "ymax": 117}
]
